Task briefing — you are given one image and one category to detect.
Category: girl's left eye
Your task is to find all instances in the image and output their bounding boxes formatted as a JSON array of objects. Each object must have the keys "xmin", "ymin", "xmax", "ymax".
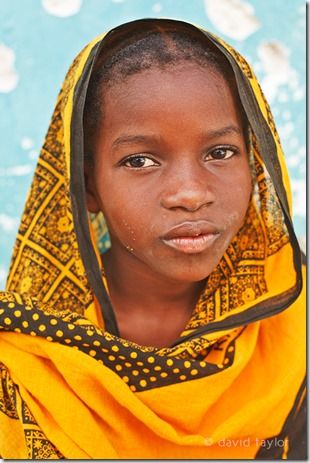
[
  {"xmin": 122, "ymin": 155, "xmax": 158, "ymax": 168},
  {"xmin": 205, "ymin": 147, "xmax": 237, "ymax": 161}
]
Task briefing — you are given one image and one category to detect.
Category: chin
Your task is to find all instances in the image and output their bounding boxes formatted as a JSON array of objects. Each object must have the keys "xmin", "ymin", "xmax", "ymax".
[
  {"xmin": 157, "ymin": 263, "xmax": 218, "ymax": 284},
  {"xmin": 174, "ymin": 272, "xmax": 213, "ymax": 283}
]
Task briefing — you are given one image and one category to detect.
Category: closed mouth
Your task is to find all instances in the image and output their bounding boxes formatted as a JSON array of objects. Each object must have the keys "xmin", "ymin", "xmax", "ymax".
[
  {"xmin": 161, "ymin": 221, "xmax": 220, "ymax": 254},
  {"xmin": 162, "ymin": 233, "xmax": 219, "ymax": 254}
]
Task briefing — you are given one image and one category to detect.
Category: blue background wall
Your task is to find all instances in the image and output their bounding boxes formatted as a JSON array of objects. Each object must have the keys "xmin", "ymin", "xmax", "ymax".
[{"xmin": 0, "ymin": 0, "xmax": 306, "ymax": 287}]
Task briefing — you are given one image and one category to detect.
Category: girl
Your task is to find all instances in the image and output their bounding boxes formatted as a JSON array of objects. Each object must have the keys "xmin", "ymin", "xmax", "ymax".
[{"xmin": 0, "ymin": 19, "xmax": 306, "ymax": 459}]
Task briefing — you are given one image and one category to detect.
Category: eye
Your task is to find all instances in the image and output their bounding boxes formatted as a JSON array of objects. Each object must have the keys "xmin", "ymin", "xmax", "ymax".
[
  {"xmin": 122, "ymin": 155, "xmax": 159, "ymax": 169},
  {"xmin": 205, "ymin": 146, "xmax": 237, "ymax": 161}
]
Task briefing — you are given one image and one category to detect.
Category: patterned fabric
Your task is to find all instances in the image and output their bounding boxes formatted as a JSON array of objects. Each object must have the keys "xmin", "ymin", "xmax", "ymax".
[
  {"xmin": 0, "ymin": 19, "xmax": 306, "ymax": 459},
  {"xmin": 0, "ymin": 360, "xmax": 62, "ymax": 459}
]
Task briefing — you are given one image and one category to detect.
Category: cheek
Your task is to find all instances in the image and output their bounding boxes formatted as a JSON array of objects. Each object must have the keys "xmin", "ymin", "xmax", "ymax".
[
  {"xmin": 220, "ymin": 167, "xmax": 252, "ymax": 230},
  {"xmin": 94, "ymin": 164, "xmax": 160, "ymax": 248},
  {"xmin": 99, "ymin": 188, "xmax": 153, "ymax": 243}
]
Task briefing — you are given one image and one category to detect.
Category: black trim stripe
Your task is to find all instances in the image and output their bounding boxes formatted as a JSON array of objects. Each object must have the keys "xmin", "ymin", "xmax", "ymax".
[{"xmin": 70, "ymin": 42, "xmax": 119, "ymax": 335}]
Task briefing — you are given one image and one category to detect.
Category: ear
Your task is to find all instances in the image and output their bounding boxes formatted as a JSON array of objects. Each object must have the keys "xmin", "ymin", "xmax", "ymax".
[{"xmin": 84, "ymin": 162, "xmax": 101, "ymax": 213}]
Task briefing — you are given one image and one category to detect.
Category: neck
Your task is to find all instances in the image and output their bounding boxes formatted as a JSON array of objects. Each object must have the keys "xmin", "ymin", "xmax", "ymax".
[
  {"xmin": 102, "ymin": 248, "xmax": 204, "ymax": 316},
  {"xmin": 103, "ymin": 251, "xmax": 204, "ymax": 311},
  {"xmin": 101, "ymin": 247, "xmax": 206, "ymax": 347}
]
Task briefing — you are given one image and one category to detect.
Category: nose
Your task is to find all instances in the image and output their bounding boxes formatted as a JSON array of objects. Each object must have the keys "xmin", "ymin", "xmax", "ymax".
[{"xmin": 160, "ymin": 162, "xmax": 216, "ymax": 212}]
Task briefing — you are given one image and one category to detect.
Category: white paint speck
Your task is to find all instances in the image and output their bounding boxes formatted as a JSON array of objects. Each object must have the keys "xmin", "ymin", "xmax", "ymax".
[
  {"xmin": 287, "ymin": 156, "xmax": 300, "ymax": 168},
  {"xmin": 0, "ymin": 44, "xmax": 19, "ymax": 93},
  {"xmin": 204, "ymin": 0, "xmax": 261, "ymax": 41},
  {"xmin": 21, "ymin": 137, "xmax": 34, "ymax": 150},
  {"xmin": 278, "ymin": 122, "xmax": 294, "ymax": 140},
  {"xmin": 0, "ymin": 164, "xmax": 34, "ymax": 176},
  {"xmin": 298, "ymin": 146, "xmax": 306, "ymax": 158},
  {"xmin": 0, "ymin": 267, "xmax": 7, "ymax": 287},
  {"xmin": 291, "ymin": 179, "xmax": 306, "ymax": 217},
  {"xmin": 42, "ymin": 0, "xmax": 82, "ymax": 17},
  {"xmin": 152, "ymin": 3, "xmax": 162, "ymax": 13},
  {"xmin": 298, "ymin": 4, "xmax": 305, "ymax": 15},
  {"xmin": 28, "ymin": 150, "xmax": 39, "ymax": 160},
  {"xmin": 258, "ymin": 41, "xmax": 299, "ymax": 103},
  {"xmin": 293, "ymin": 88, "xmax": 305, "ymax": 101},
  {"xmin": 0, "ymin": 214, "xmax": 19, "ymax": 232}
]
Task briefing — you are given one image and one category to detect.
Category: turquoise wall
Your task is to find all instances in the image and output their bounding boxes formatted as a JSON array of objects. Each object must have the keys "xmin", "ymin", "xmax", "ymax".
[{"xmin": 0, "ymin": 0, "xmax": 306, "ymax": 286}]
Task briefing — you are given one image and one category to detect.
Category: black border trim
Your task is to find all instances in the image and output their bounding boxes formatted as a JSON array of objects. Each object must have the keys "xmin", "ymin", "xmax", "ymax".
[{"xmin": 70, "ymin": 42, "xmax": 119, "ymax": 334}]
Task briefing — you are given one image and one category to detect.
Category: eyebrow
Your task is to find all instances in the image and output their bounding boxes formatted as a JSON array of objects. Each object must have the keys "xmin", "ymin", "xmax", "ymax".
[
  {"xmin": 112, "ymin": 125, "xmax": 243, "ymax": 149},
  {"xmin": 112, "ymin": 135, "xmax": 157, "ymax": 149},
  {"xmin": 205, "ymin": 125, "xmax": 243, "ymax": 139}
]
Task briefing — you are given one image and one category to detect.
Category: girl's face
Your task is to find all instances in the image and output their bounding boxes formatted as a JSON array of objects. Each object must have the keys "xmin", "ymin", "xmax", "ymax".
[{"xmin": 86, "ymin": 63, "xmax": 252, "ymax": 282}]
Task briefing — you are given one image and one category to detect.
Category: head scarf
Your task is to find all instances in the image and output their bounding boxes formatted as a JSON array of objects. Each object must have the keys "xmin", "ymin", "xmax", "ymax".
[{"xmin": 0, "ymin": 19, "xmax": 306, "ymax": 459}]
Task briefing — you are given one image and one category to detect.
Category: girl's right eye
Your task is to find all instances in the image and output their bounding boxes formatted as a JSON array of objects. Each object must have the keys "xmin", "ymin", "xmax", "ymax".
[{"xmin": 122, "ymin": 155, "xmax": 159, "ymax": 169}]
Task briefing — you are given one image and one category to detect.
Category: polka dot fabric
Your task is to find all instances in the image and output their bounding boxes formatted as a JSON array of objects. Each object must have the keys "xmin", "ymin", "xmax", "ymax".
[{"xmin": 0, "ymin": 293, "xmax": 240, "ymax": 392}]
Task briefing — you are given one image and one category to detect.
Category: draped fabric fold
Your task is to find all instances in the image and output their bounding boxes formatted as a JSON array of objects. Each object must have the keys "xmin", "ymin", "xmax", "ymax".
[{"xmin": 0, "ymin": 19, "xmax": 306, "ymax": 459}]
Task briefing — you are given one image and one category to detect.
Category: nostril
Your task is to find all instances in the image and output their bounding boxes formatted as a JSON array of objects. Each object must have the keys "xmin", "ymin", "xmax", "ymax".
[
  {"xmin": 160, "ymin": 174, "xmax": 216, "ymax": 211},
  {"xmin": 162, "ymin": 197, "xmax": 214, "ymax": 212}
]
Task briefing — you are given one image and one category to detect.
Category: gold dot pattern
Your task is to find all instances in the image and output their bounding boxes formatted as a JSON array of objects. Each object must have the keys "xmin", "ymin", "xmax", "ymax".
[{"xmin": 0, "ymin": 295, "xmax": 241, "ymax": 392}]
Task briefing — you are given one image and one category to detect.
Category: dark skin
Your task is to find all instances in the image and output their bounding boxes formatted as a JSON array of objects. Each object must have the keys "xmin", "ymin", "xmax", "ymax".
[{"xmin": 85, "ymin": 63, "xmax": 252, "ymax": 347}]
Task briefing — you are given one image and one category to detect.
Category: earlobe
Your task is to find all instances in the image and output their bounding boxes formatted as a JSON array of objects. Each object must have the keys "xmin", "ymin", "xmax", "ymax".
[{"xmin": 84, "ymin": 163, "xmax": 101, "ymax": 213}]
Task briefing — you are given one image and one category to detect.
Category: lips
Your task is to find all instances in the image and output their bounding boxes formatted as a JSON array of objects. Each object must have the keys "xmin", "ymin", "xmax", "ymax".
[{"xmin": 161, "ymin": 220, "xmax": 220, "ymax": 254}]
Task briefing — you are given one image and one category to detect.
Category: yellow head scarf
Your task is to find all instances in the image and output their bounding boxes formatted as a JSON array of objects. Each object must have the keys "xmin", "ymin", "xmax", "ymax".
[{"xmin": 0, "ymin": 19, "xmax": 305, "ymax": 459}]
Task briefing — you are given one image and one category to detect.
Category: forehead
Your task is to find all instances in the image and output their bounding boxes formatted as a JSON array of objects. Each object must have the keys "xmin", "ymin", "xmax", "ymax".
[{"xmin": 100, "ymin": 63, "xmax": 243, "ymax": 135}]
